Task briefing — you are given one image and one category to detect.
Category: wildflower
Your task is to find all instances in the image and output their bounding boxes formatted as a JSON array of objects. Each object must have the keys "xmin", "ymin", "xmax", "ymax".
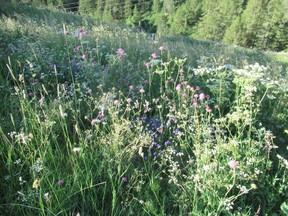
[
  {"xmin": 82, "ymin": 55, "xmax": 86, "ymax": 60},
  {"xmin": 165, "ymin": 140, "xmax": 172, "ymax": 145},
  {"xmin": 78, "ymin": 33, "xmax": 83, "ymax": 39},
  {"xmin": 83, "ymin": 31, "xmax": 88, "ymax": 35},
  {"xmin": 126, "ymin": 98, "xmax": 132, "ymax": 103},
  {"xmin": 114, "ymin": 100, "xmax": 120, "ymax": 105},
  {"xmin": 43, "ymin": 193, "xmax": 50, "ymax": 202},
  {"xmin": 194, "ymin": 94, "xmax": 199, "ymax": 98},
  {"xmin": 87, "ymin": 88, "xmax": 92, "ymax": 94},
  {"xmin": 32, "ymin": 179, "xmax": 42, "ymax": 189},
  {"xmin": 151, "ymin": 53, "xmax": 157, "ymax": 59},
  {"xmin": 199, "ymin": 93, "xmax": 205, "ymax": 100},
  {"xmin": 117, "ymin": 48, "xmax": 125, "ymax": 55},
  {"xmin": 143, "ymin": 80, "xmax": 149, "ymax": 84},
  {"xmin": 129, "ymin": 85, "xmax": 134, "ymax": 89},
  {"xmin": 228, "ymin": 160, "xmax": 239, "ymax": 169},
  {"xmin": 159, "ymin": 46, "xmax": 165, "ymax": 51},
  {"xmin": 28, "ymin": 92, "xmax": 34, "ymax": 97},
  {"xmin": 91, "ymin": 118, "xmax": 100, "ymax": 125},
  {"xmin": 196, "ymin": 86, "xmax": 201, "ymax": 91},
  {"xmin": 193, "ymin": 101, "xmax": 199, "ymax": 107},
  {"xmin": 122, "ymin": 177, "xmax": 128, "ymax": 183},
  {"xmin": 175, "ymin": 84, "xmax": 182, "ymax": 91},
  {"xmin": 205, "ymin": 105, "xmax": 212, "ymax": 112},
  {"xmin": 190, "ymin": 86, "xmax": 195, "ymax": 91},
  {"xmin": 182, "ymin": 93, "xmax": 187, "ymax": 98},
  {"xmin": 57, "ymin": 179, "xmax": 64, "ymax": 186},
  {"xmin": 139, "ymin": 88, "xmax": 145, "ymax": 93},
  {"xmin": 145, "ymin": 62, "xmax": 152, "ymax": 67},
  {"xmin": 73, "ymin": 147, "xmax": 81, "ymax": 153},
  {"xmin": 76, "ymin": 45, "xmax": 82, "ymax": 50}
]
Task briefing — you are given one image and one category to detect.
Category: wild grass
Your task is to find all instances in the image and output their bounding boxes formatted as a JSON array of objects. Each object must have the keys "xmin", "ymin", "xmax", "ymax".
[{"xmin": 0, "ymin": 3, "xmax": 288, "ymax": 215}]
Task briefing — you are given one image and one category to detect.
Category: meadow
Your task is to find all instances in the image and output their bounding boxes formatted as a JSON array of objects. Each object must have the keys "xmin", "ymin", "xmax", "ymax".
[{"xmin": 0, "ymin": 3, "xmax": 288, "ymax": 215}]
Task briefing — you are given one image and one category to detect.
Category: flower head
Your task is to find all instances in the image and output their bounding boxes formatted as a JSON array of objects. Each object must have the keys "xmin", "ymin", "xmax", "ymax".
[
  {"xmin": 159, "ymin": 46, "xmax": 165, "ymax": 51},
  {"xmin": 57, "ymin": 179, "xmax": 64, "ymax": 186},
  {"xmin": 117, "ymin": 48, "xmax": 125, "ymax": 55},
  {"xmin": 199, "ymin": 93, "xmax": 205, "ymax": 100},
  {"xmin": 228, "ymin": 160, "xmax": 239, "ymax": 169},
  {"xmin": 175, "ymin": 84, "xmax": 182, "ymax": 91},
  {"xmin": 151, "ymin": 53, "xmax": 157, "ymax": 59},
  {"xmin": 122, "ymin": 177, "xmax": 128, "ymax": 183},
  {"xmin": 145, "ymin": 62, "xmax": 152, "ymax": 67}
]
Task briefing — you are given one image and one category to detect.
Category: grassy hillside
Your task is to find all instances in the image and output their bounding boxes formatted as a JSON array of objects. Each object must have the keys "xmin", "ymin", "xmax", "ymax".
[{"xmin": 0, "ymin": 3, "xmax": 288, "ymax": 215}]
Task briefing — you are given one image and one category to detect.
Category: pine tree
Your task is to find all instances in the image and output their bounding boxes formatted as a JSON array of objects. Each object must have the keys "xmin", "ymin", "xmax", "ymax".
[
  {"xmin": 93, "ymin": 0, "xmax": 103, "ymax": 20},
  {"xmin": 193, "ymin": 0, "xmax": 244, "ymax": 41},
  {"xmin": 102, "ymin": 0, "xmax": 114, "ymax": 22},
  {"xmin": 261, "ymin": 0, "xmax": 288, "ymax": 50},
  {"xmin": 124, "ymin": 0, "xmax": 132, "ymax": 19},
  {"xmin": 170, "ymin": 0, "xmax": 202, "ymax": 35},
  {"xmin": 237, "ymin": 0, "xmax": 269, "ymax": 48}
]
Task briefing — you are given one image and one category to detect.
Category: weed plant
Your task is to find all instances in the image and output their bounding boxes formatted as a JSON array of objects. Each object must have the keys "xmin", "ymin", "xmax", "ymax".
[{"xmin": 0, "ymin": 3, "xmax": 288, "ymax": 215}]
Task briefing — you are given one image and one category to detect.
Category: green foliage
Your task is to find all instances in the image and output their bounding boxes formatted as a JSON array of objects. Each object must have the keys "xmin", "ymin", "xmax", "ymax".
[
  {"xmin": 0, "ymin": 3, "xmax": 288, "ymax": 215},
  {"xmin": 79, "ymin": 0, "xmax": 96, "ymax": 15},
  {"xmin": 170, "ymin": 0, "xmax": 202, "ymax": 35}
]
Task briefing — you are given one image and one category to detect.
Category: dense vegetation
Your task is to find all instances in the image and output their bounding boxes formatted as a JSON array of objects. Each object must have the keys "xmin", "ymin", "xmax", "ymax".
[
  {"xmin": 0, "ymin": 2, "xmax": 288, "ymax": 215},
  {"xmin": 4, "ymin": 0, "xmax": 288, "ymax": 52}
]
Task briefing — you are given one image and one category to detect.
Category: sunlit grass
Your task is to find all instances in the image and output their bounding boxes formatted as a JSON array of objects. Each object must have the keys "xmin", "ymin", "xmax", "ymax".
[{"xmin": 0, "ymin": 3, "xmax": 287, "ymax": 215}]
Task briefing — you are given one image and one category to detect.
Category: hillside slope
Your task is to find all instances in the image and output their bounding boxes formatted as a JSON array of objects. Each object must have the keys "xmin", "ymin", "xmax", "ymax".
[{"xmin": 0, "ymin": 3, "xmax": 287, "ymax": 215}]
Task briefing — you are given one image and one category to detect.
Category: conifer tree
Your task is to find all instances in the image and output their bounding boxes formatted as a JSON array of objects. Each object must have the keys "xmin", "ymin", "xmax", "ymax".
[
  {"xmin": 260, "ymin": 0, "xmax": 288, "ymax": 50},
  {"xmin": 193, "ymin": 0, "xmax": 244, "ymax": 41},
  {"xmin": 93, "ymin": 0, "xmax": 103, "ymax": 20},
  {"xmin": 170, "ymin": 0, "xmax": 202, "ymax": 35},
  {"xmin": 124, "ymin": 0, "xmax": 132, "ymax": 19},
  {"xmin": 102, "ymin": 0, "xmax": 114, "ymax": 22}
]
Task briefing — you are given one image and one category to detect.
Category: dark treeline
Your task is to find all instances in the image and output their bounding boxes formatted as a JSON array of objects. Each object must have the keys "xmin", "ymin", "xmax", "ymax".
[{"xmin": 6, "ymin": 0, "xmax": 288, "ymax": 51}]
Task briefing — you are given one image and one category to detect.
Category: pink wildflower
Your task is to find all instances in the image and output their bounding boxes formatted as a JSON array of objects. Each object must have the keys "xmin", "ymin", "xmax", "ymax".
[
  {"xmin": 159, "ymin": 46, "xmax": 165, "ymax": 51},
  {"xmin": 199, "ymin": 93, "xmax": 205, "ymax": 100},
  {"xmin": 57, "ymin": 179, "xmax": 64, "ymax": 186},
  {"xmin": 82, "ymin": 55, "xmax": 86, "ymax": 60},
  {"xmin": 139, "ymin": 88, "xmax": 145, "ymax": 93},
  {"xmin": 151, "ymin": 53, "xmax": 157, "ymax": 59},
  {"xmin": 117, "ymin": 48, "xmax": 125, "ymax": 55},
  {"xmin": 145, "ymin": 62, "xmax": 152, "ymax": 67},
  {"xmin": 122, "ymin": 177, "xmax": 128, "ymax": 183},
  {"xmin": 175, "ymin": 84, "xmax": 182, "ymax": 91},
  {"xmin": 228, "ymin": 160, "xmax": 239, "ymax": 169}
]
